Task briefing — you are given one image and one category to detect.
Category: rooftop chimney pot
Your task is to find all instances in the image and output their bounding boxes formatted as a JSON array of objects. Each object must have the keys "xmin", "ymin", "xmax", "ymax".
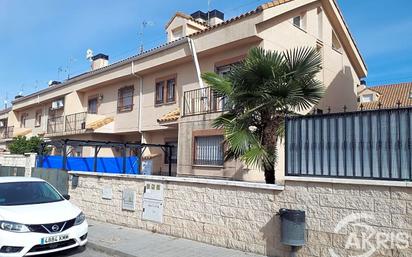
[{"xmin": 91, "ymin": 53, "xmax": 109, "ymax": 70}]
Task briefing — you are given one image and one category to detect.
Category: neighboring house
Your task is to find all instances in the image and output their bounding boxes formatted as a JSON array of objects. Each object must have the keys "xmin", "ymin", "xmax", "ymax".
[
  {"xmin": 2, "ymin": 0, "xmax": 367, "ymax": 182},
  {"xmin": 0, "ymin": 108, "xmax": 13, "ymax": 153},
  {"xmin": 358, "ymin": 82, "xmax": 412, "ymax": 110}
]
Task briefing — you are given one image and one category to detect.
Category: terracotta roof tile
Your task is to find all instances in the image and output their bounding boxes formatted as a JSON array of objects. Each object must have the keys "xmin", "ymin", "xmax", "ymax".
[
  {"xmin": 359, "ymin": 82, "xmax": 412, "ymax": 110},
  {"xmin": 157, "ymin": 108, "xmax": 180, "ymax": 123}
]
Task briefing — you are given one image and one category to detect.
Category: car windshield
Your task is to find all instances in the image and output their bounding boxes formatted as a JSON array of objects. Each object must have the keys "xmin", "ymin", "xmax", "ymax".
[{"xmin": 0, "ymin": 181, "xmax": 64, "ymax": 206}]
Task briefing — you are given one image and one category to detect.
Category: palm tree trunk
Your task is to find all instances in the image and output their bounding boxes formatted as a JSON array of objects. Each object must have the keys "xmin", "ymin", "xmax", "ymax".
[{"xmin": 262, "ymin": 117, "xmax": 279, "ymax": 184}]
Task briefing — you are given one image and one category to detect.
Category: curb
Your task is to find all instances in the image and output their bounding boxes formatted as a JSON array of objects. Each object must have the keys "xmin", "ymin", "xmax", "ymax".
[{"xmin": 87, "ymin": 241, "xmax": 138, "ymax": 257}]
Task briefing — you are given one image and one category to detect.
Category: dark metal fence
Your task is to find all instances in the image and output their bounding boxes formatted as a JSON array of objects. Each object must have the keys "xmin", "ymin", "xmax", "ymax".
[
  {"xmin": 183, "ymin": 87, "xmax": 228, "ymax": 116},
  {"xmin": 65, "ymin": 112, "xmax": 86, "ymax": 132},
  {"xmin": 47, "ymin": 116, "xmax": 64, "ymax": 134},
  {"xmin": 0, "ymin": 126, "xmax": 14, "ymax": 139},
  {"xmin": 47, "ymin": 112, "xmax": 86, "ymax": 134},
  {"xmin": 286, "ymin": 107, "xmax": 412, "ymax": 181}
]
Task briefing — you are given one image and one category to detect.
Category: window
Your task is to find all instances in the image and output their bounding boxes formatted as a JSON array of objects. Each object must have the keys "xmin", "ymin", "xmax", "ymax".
[
  {"xmin": 293, "ymin": 16, "xmax": 301, "ymax": 28},
  {"xmin": 51, "ymin": 99, "xmax": 64, "ymax": 110},
  {"xmin": 117, "ymin": 86, "xmax": 134, "ymax": 112},
  {"xmin": 166, "ymin": 79, "xmax": 176, "ymax": 103},
  {"xmin": 35, "ymin": 110, "xmax": 42, "ymax": 127},
  {"xmin": 216, "ymin": 65, "xmax": 232, "ymax": 77},
  {"xmin": 155, "ymin": 81, "xmax": 164, "ymax": 104},
  {"xmin": 172, "ymin": 26, "xmax": 183, "ymax": 40},
  {"xmin": 20, "ymin": 113, "xmax": 28, "ymax": 128},
  {"xmin": 332, "ymin": 31, "xmax": 342, "ymax": 52},
  {"xmin": 293, "ymin": 13, "xmax": 306, "ymax": 30},
  {"xmin": 0, "ymin": 119, "xmax": 6, "ymax": 128},
  {"xmin": 194, "ymin": 135, "xmax": 224, "ymax": 166},
  {"xmin": 88, "ymin": 97, "xmax": 98, "ymax": 114},
  {"xmin": 361, "ymin": 94, "xmax": 374, "ymax": 103},
  {"xmin": 164, "ymin": 141, "xmax": 178, "ymax": 164},
  {"xmin": 155, "ymin": 76, "xmax": 176, "ymax": 105}
]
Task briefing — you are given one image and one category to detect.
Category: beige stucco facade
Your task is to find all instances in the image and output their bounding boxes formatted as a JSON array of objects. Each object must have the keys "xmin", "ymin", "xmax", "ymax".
[{"xmin": 1, "ymin": 0, "xmax": 367, "ymax": 181}]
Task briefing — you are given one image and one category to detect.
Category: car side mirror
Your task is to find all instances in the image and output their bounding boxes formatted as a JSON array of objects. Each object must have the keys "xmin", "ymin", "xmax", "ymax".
[{"xmin": 63, "ymin": 194, "xmax": 71, "ymax": 200}]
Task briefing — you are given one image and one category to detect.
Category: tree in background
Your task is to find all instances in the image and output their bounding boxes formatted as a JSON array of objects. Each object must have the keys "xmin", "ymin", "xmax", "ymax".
[
  {"xmin": 8, "ymin": 136, "xmax": 49, "ymax": 155},
  {"xmin": 202, "ymin": 47, "xmax": 324, "ymax": 184}
]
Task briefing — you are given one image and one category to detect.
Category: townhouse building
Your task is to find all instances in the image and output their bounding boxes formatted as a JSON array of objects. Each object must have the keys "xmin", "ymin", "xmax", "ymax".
[{"xmin": 0, "ymin": 0, "xmax": 367, "ymax": 182}]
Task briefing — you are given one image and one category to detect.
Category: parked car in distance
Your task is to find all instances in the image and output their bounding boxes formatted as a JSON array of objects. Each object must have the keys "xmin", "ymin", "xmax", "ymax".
[{"xmin": 0, "ymin": 177, "xmax": 88, "ymax": 256}]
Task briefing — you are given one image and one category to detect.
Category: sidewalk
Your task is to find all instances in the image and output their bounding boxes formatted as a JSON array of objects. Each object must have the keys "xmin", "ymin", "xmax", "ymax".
[{"xmin": 87, "ymin": 220, "xmax": 267, "ymax": 257}]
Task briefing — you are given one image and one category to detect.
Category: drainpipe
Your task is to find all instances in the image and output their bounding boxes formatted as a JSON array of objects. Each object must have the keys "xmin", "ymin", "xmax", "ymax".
[
  {"xmin": 131, "ymin": 61, "xmax": 143, "ymax": 133},
  {"xmin": 188, "ymin": 38, "xmax": 204, "ymax": 89}
]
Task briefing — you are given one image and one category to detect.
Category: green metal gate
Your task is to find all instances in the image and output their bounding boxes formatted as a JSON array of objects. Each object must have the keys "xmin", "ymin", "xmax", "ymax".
[
  {"xmin": 31, "ymin": 168, "xmax": 69, "ymax": 195},
  {"xmin": 0, "ymin": 165, "xmax": 25, "ymax": 177}
]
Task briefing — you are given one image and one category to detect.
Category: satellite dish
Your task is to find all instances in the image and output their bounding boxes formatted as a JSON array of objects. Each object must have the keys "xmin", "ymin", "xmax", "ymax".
[
  {"xmin": 86, "ymin": 49, "xmax": 94, "ymax": 61},
  {"xmin": 48, "ymin": 80, "xmax": 53, "ymax": 86}
]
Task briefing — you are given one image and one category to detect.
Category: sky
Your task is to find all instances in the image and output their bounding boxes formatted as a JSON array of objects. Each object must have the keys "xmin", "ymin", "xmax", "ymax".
[{"xmin": 0, "ymin": 0, "xmax": 412, "ymax": 105}]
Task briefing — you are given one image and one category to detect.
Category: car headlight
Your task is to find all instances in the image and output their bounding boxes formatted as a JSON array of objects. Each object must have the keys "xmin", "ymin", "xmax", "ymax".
[
  {"xmin": 0, "ymin": 221, "xmax": 30, "ymax": 233},
  {"xmin": 74, "ymin": 212, "xmax": 86, "ymax": 226}
]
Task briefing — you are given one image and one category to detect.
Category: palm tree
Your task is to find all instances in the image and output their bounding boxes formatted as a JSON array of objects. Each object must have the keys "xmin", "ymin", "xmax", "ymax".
[{"xmin": 202, "ymin": 47, "xmax": 324, "ymax": 184}]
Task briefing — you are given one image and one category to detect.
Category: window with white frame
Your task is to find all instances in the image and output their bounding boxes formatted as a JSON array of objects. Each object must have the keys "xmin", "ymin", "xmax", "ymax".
[
  {"xmin": 361, "ymin": 94, "xmax": 374, "ymax": 103},
  {"xmin": 194, "ymin": 135, "xmax": 224, "ymax": 166},
  {"xmin": 293, "ymin": 13, "xmax": 306, "ymax": 30}
]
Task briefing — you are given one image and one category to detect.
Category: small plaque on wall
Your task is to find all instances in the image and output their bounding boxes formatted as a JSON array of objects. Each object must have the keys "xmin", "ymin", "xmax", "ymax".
[
  {"xmin": 102, "ymin": 186, "xmax": 113, "ymax": 200},
  {"xmin": 122, "ymin": 189, "xmax": 136, "ymax": 211}
]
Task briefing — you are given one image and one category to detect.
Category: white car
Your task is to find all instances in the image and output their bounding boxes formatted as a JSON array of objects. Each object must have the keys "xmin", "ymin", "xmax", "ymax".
[{"xmin": 0, "ymin": 177, "xmax": 88, "ymax": 256}]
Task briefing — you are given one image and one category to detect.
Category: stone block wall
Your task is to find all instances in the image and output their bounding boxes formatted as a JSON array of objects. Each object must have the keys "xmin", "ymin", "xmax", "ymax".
[
  {"xmin": 0, "ymin": 153, "xmax": 37, "ymax": 176},
  {"xmin": 69, "ymin": 173, "xmax": 412, "ymax": 257}
]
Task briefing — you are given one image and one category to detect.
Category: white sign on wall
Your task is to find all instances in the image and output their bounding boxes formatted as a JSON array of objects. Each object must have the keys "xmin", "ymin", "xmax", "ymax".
[
  {"xmin": 142, "ymin": 199, "xmax": 164, "ymax": 223},
  {"xmin": 142, "ymin": 182, "xmax": 164, "ymax": 223},
  {"xmin": 102, "ymin": 186, "xmax": 113, "ymax": 200},
  {"xmin": 122, "ymin": 189, "xmax": 136, "ymax": 211}
]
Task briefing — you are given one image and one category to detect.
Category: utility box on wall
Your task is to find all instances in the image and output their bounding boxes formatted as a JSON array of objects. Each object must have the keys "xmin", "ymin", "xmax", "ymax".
[{"xmin": 141, "ymin": 182, "xmax": 164, "ymax": 223}]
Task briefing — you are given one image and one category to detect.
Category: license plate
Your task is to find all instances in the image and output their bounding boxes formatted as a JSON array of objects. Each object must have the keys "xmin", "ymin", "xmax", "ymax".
[{"xmin": 40, "ymin": 234, "xmax": 69, "ymax": 245}]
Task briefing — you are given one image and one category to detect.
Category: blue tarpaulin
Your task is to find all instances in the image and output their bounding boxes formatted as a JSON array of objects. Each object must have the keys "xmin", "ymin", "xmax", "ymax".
[{"xmin": 37, "ymin": 156, "xmax": 140, "ymax": 174}]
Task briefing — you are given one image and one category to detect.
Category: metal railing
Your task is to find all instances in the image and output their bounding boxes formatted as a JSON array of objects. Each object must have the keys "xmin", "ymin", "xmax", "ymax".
[
  {"xmin": 47, "ymin": 116, "xmax": 64, "ymax": 134},
  {"xmin": 65, "ymin": 112, "xmax": 86, "ymax": 132},
  {"xmin": 47, "ymin": 112, "xmax": 87, "ymax": 135},
  {"xmin": 285, "ymin": 107, "xmax": 412, "ymax": 181},
  {"xmin": 183, "ymin": 87, "xmax": 228, "ymax": 116},
  {"xmin": 0, "ymin": 126, "xmax": 14, "ymax": 139}
]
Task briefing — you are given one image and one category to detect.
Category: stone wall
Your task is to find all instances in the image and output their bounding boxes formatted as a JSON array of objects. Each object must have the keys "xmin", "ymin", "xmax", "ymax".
[
  {"xmin": 0, "ymin": 153, "xmax": 37, "ymax": 177},
  {"xmin": 69, "ymin": 172, "xmax": 412, "ymax": 257}
]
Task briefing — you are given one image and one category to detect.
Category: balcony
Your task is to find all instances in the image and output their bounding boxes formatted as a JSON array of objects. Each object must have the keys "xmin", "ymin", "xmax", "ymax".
[
  {"xmin": 0, "ymin": 126, "xmax": 14, "ymax": 139},
  {"xmin": 47, "ymin": 112, "xmax": 87, "ymax": 135},
  {"xmin": 183, "ymin": 87, "xmax": 228, "ymax": 116}
]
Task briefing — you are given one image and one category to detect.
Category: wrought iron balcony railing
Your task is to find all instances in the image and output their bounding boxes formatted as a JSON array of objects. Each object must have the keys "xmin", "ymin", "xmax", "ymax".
[
  {"xmin": 0, "ymin": 126, "xmax": 14, "ymax": 139},
  {"xmin": 183, "ymin": 87, "xmax": 228, "ymax": 116}
]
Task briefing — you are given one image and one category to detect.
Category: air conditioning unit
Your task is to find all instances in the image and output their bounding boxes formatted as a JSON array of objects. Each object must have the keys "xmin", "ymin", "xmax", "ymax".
[{"xmin": 51, "ymin": 99, "xmax": 64, "ymax": 110}]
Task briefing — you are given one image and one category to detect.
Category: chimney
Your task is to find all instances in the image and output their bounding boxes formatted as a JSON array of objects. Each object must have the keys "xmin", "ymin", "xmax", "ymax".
[
  {"xmin": 48, "ymin": 80, "xmax": 62, "ymax": 87},
  {"xmin": 190, "ymin": 11, "xmax": 208, "ymax": 23},
  {"xmin": 190, "ymin": 10, "xmax": 224, "ymax": 26},
  {"xmin": 207, "ymin": 9, "xmax": 224, "ymax": 26},
  {"xmin": 91, "ymin": 54, "xmax": 109, "ymax": 70},
  {"xmin": 357, "ymin": 80, "xmax": 367, "ymax": 93}
]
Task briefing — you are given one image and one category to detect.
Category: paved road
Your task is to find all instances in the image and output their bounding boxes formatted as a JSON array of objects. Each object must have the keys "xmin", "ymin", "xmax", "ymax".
[{"xmin": 43, "ymin": 246, "xmax": 112, "ymax": 257}]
